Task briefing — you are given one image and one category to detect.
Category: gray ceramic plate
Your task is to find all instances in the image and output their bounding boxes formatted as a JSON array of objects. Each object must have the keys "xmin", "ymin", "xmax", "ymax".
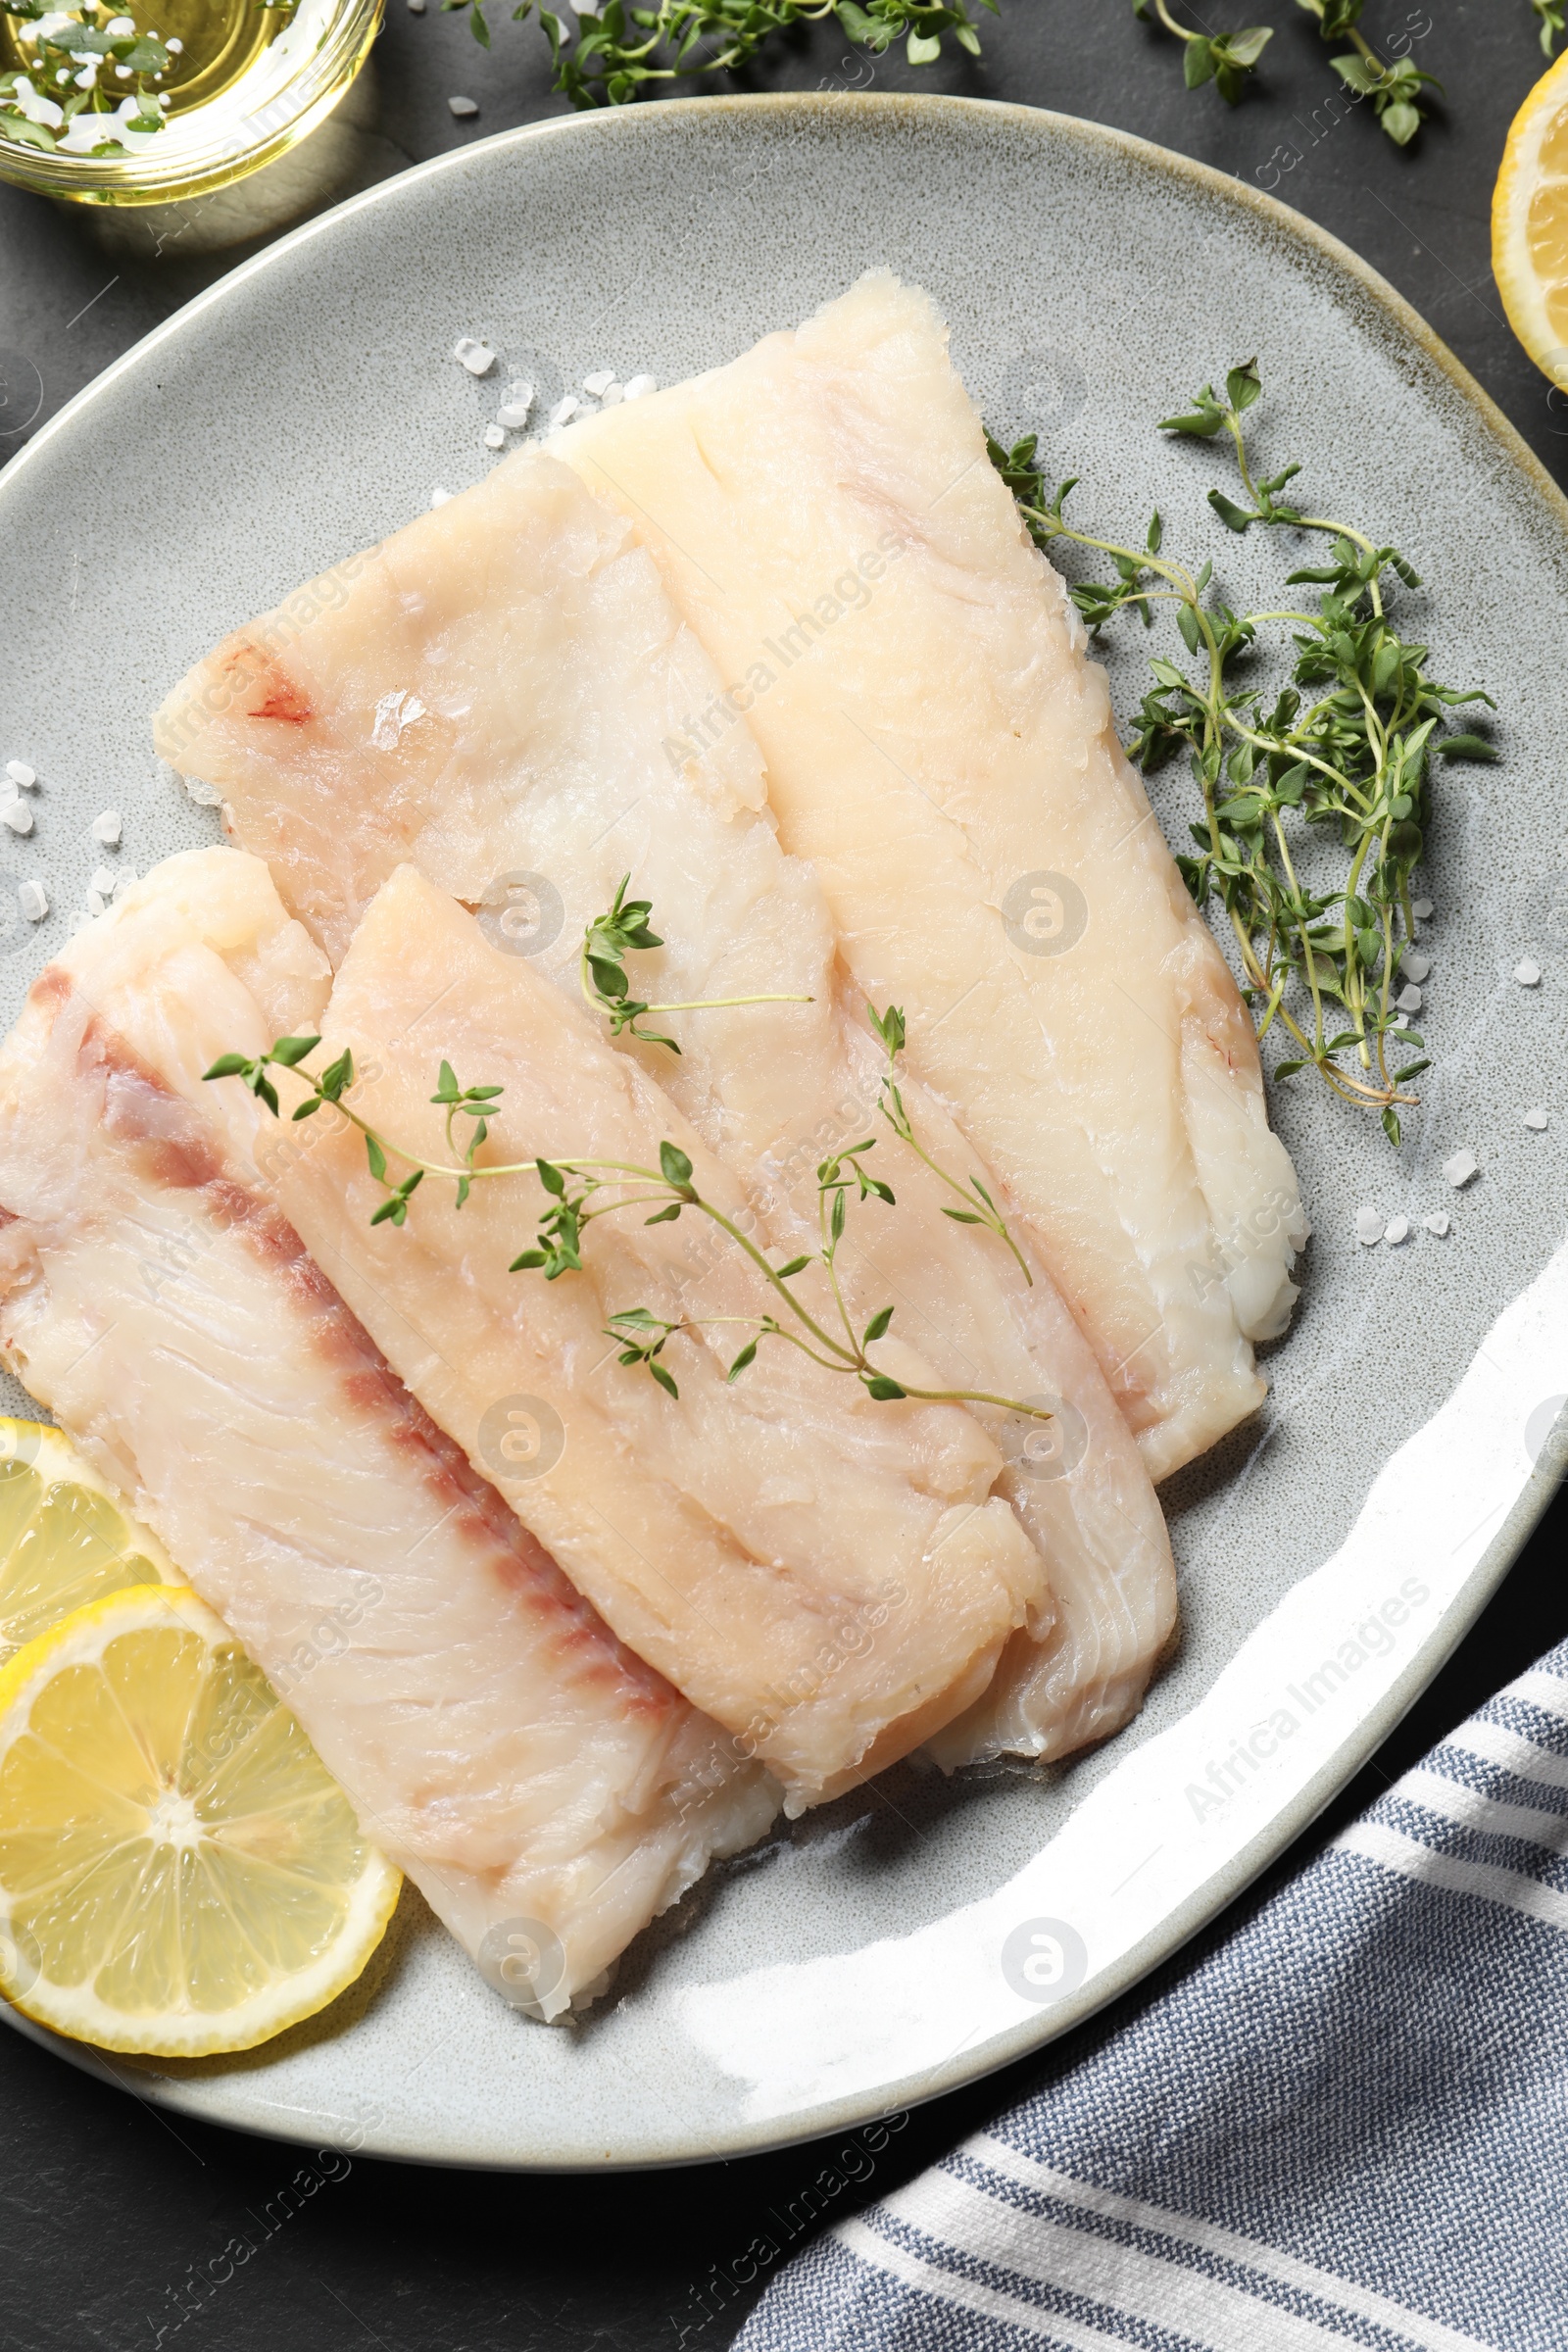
[{"xmin": 2, "ymin": 92, "xmax": 1566, "ymax": 2172}]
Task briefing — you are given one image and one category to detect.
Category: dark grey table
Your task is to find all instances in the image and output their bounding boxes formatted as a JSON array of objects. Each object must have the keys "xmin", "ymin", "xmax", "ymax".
[{"xmin": 2, "ymin": 6, "xmax": 1565, "ymax": 2346}]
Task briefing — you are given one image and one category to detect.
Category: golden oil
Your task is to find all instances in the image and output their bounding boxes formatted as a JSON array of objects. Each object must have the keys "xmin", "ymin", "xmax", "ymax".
[{"xmin": 0, "ymin": 0, "xmax": 288, "ymax": 123}]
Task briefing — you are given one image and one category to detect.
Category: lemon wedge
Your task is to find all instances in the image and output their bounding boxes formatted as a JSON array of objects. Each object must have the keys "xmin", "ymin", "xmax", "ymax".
[
  {"xmin": 0, "ymin": 1420, "xmax": 174, "ymax": 1668},
  {"xmin": 1494, "ymin": 49, "xmax": 1568, "ymax": 384},
  {"xmin": 0, "ymin": 1583, "xmax": 400, "ymax": 2055}
]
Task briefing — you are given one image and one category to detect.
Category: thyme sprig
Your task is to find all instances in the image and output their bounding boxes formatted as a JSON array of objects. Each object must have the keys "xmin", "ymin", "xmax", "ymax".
[
  {"xmin": 579, "ymin": 874, "xmax": 812, "ymax": 1054},
  {"xmin": 989, "ymin": 361, "xmax": 1496, "ymax": 1146},
  {"xmin": 1131, "ymin": 0, "xmax": 1272, "ymax": 105},
  {"xmin": 1, "ymin": 0, "xmax": 170, "ymax": 156},
  {"xmin": 204, "ymin": 1036, "xmax": 1051, "ymax": 1425},
  {"xmin": 443, "ymin": 0, "xmax": 996, "ymax": 108},
  {"xmin": 867, "ymin": 1003, "xmax": 1032, "ymax": 1285},
  {"xmin": 1536, "ymin": 0, "xmax": 1564, "ymax": 55},
  {"xmin": 1133, "ymin": 0, "xmax": 1441, "ymax": 146}
]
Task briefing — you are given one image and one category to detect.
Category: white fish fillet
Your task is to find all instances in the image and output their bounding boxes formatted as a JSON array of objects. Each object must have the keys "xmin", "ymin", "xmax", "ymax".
[
  {"xmin": 0, "ymin": 852, "xmax": 778, "ymax": 2017},
  {"xmin": 152, "ymin": 456, "xmax": 1176, "ymax": 1762},
  {"xmin": 552, "ymin": 273, "xmax": 1311, "ymax": 1483},
  {"xmin": 146, "ymin": 855, "xmax": 1046, "ymax": 1803}
]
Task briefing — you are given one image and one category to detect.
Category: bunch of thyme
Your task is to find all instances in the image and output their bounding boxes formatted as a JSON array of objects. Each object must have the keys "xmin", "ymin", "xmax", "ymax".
[
  {"xmin": 442, "ymin": 0, "xmax": 995, "ymax": 107},
  {"xmin": 1, "ymin": 0, "xmax": 170, "ymax": 154},
  {"xmin": 206, "ymin": 883, "xmax": 1044, "ymax": 1419},
  {"xmin": 989, "ymin": 362, "xmax": 1495, "ymax": 1145},
  {"xmin": 1134, "ymin": 0, "xmax": 1441, "ymax": 147}
]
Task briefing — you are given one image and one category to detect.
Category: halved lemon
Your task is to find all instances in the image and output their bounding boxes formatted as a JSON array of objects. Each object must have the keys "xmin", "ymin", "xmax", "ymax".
[
  {"xmin": 0, "ymin": 1420, "xmax": 175, "ymax": 1668},
  {"xmin": 1494, "ymin": 50, "xmax": 1568, "ymax": 384},
  {"xmin": 0, "ymin": 1583, "xmax": 400, "ymax": 2055}
]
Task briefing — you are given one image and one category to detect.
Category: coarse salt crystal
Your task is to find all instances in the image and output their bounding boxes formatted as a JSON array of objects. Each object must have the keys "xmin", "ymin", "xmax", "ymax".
[
  {"xmin": 498, "ymin": 399, "xmax": 533, "ymax": 430},
  {"xmin": 1423, "ymin": 1209, "xmax": 1449, "ymax": 1238},
  {"xmin": 5, "ymin": 760, "xmax": 35, "ymax": 789},
  {"xmin": 1384, "ymin": 1214, "xmax": 1411, "ymax": 1246},
  {"xmin": 408, "ymin": 0, "xmax": 425, "ymax": 11},
  {"xmin": 1396, "ymin": 984, "xmax": 1422, "ymax": 1013},
  {"xmin": 86, "ymin": 889, "xmax": 106, "ymax": 917},
  {"xmin": 1354, "ymin": 1205, "xmax": 1383, "ymax": 1246},
  {"xmin": 1514, "ymin": 958, "xmax": 1543, "ymax": 987},
  {"xmin": 622, "ymin": 373, "xmax": 658, "ymax": 400},
  {"xmin": 549, "ymin": 395, "xmax": 580, "ymax": 428},
  {"xmin": 2, "ymin": 802, "xmax": 33, "ymax": 836},
  {"xmin": 598, "ymin": 382, "xmax": 624, "ymax": 408},
  {"xmin": 1411, "ymin": 899, "xmax": 1434, "ymax": 919},
  {"xmin": 90, "ymin": 865, "xmax": 117, "ymax": 899},
  {"xmin": 181, "ymin": 774, "xmax": 221, "ymax": 808},
  {"xmin": 18, "ymin": 880, "xmax": 47, "ymax": 922},
  {"xmin": 430, "ymin": 486, "xmax": 454, "ymax": 509},
  {"xmin": 112, "ymin": 865, "xmax": 136, "ymax": 897},
  {"xmin": 582, "ymin": 369, "xmax": 615, "ymax": 398},
  {"xmin": 448, "ymin": 93, "xmax": 478, "ymax": 117},
  {"xmin": 483, "ymin": 423, "xmax": 506, "ymax": 451},
  {"xmin": 1401, "ymin": 952, "xmax": 1431, "ymax": 983},
  {"xmin": 1442, "ymin": 1148, "xmax": 1479, "ymax": 1189},
  {"xmin": 451, "ymin": 336, "xmax": 494, "ymax": 376},
  {"xmin": 1524, "ymin": 1106, "xmax": 1549, "ymax": 1131},
  {"xmin": 91, "ymin": 808, "xmax": 122, "ymax": 846}
]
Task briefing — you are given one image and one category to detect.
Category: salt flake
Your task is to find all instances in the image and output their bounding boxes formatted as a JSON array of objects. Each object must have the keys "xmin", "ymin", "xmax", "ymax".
[
  {"xmin": 90, "ymin": 866, "xmax": 117, "ymax": 900},
  {"xmin": 1401, "ymin": 952, "xmax": 1431, "ymax": 983},
  {"xmin": 1411, "ymin": 899, "xmax": 1434, "ymax": 920},
  {"xmin": 2, "ymin": 802, "xmax": 34, "ymax": 836},
  {"xmin": 1423, "ymin": 1210, "xmax": 1449, "ymax": 1238},
  {"xmin": 18, "ymin": 880, "xmax": 47, "ymax": 922},
  {"xmin": 1355, "ymin": 1205, "xmax": 1383, "ymax": 1246},
  {"xmin": 91, "ymin": 808, "xmax": 122, "ymax": 846},
  {"xmin": 622, "ymin": 373, "xmax": 658, "ymax": 400},
  {"xmin": 1384, "ymin": 1214, "xmax": 1411, "ymax": 1247},
  {"xmin": 1514, "ymin": 958, "xmax": 1543, "ymax": 987},
  {"xmin": 1396, "ymin": 984, "xmax": 1423, "ymax": 1013},
  {"xmin": 549, "ymin": 395, "xmax": 581, "ymax": 428},
  {"xmin": 5, "ymin": 761, "xmax": 35, "ymax": 790},
  {"xmin": 1442, "ymin": 1148, "xmax": 1479, "ymax": 1189},
  {"xmin": 451, "ymin": 336, "xmax": 494, "ymax": 376},
  {"xmin": 448, "ymin": 94, "xmax": 479, "ymax": 118},
  {"xmin": 484, "ymin": 423, "xmax": 506, "ymax": 451},
  {"xmin": 430, "ymin": 486, "xmax": 454, "ymax": 509},
  {"xmin": 582, "ymin": 370, "xmax": 615, "ymax": 398},
  {"xmin": 1524, "ymin": 1106, "xmax": 1550, "ymax": 1131}
]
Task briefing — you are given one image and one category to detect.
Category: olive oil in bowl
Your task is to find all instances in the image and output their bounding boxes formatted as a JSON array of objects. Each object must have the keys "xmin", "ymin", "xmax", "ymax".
[{"xmin": 0, "ymin": 0, "xmax": 381, "ymax": 204}]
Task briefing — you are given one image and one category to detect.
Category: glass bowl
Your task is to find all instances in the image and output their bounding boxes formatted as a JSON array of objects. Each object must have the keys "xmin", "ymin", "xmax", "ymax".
[{"xmin": 0, "ymin": 0, "xmax": 382, "ymax": 207}]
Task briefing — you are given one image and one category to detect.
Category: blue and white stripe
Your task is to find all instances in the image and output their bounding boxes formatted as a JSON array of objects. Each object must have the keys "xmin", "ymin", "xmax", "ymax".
[{"xmin": 735, "ymin": 1648, "xmax": 1568, "ymax": 2352}]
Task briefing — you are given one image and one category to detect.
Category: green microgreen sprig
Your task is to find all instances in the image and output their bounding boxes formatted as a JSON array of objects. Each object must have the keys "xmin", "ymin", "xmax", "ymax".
[
  {"xmin": 439, "ymin": 0, "xmax": 995, "ymax": 108},
  {"xmin": 989, "ymin": 361, "xmax": 1496, "ymax": 1146},
  {"xmin": 579, "ymin": 873, "xmax": 812, "ymax": 1054},
  {"xmin": 204, "ymin": 1034, "xmax": 1052, "ymax": 1428},
  {"xmin": 1, "ymin": 0, "xmax": 171, "ymax": 156}
]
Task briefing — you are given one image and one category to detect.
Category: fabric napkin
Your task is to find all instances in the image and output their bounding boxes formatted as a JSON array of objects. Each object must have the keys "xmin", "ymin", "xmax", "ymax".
[{"xmin": 733, "ymin": 1640, "xmax": 1568, "ymax": 2352}]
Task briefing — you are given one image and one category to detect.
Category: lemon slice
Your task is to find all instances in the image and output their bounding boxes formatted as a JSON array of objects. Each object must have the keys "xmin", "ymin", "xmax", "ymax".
[
  {"xmin": 0, "ymin": 1583, "xmax": 400, "ymax": 2055},
  {"xmin": 1494, "ymin": 50, "xmax": 1568, "ymax": 384},
  {"xmin": 0, "ymin": 1419, "xmax": 173, "ymax": 1668}
]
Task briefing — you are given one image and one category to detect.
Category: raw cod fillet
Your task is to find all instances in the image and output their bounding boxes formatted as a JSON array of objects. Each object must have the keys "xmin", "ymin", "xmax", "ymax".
[
  {"xmin": 152, "ymin": 456, "xmax": 1175, "ymax": 1761},
  {"xmin": 552, "ymin": 273, "xmax": 1311, "ymax": 1483},
  {"xmin": 165, "ymin": 856, "xmax": 1046, "ymax": 1804},
  {"xmin": 0, "ymin": 852, "xmax": 779, "ymax": 2018}
]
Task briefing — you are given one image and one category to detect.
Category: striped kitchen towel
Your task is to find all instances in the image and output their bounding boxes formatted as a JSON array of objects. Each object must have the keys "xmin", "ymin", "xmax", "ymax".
[{"xmin": 733, "ymin": 1642, "xmax": 1568, "ymax": 2352}]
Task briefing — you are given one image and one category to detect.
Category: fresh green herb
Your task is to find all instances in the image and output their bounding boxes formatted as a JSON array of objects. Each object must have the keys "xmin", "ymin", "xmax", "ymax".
[
  {"xmin": 439, "ymin": 0, "xmax": 996, "ymax": 107},
  {"xmin": 867, "ymin": 1001, "xmax": 1033, "ymax": 1285},
  {"xmin": 579, "ymin": 873, "xmax": 813, "ymax": 1054},
  {"xmin": 1131, "ymin": 0, "xmax": 1272, "ymax": 104},
  {"xmin": 1, "ymin": 1, "xmax": 171, "ymax": 156},
  {"xmin": 1134, "ymin": 0, "xmax": 1441, "ymax": 146},
  {"xmin": 205, "ymin": 1033, "xmax": 1052, "ymax": 1425},
  {"xmin": 988, "ymin": 365, "xmax": 1495, "ymax": 1146},
  {"xmin": 1295, "ymin": 0, "xmax": 1441, "ymax": 147},
  {"xmin": 1536, "ymin": 0, "xmax": 1564, "ymax": 56}
]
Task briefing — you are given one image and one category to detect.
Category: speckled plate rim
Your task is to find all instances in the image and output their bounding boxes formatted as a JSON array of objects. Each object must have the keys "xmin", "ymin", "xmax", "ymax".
[{"xmin": 1, "ymin": 91, "xmax": 1565, "ymax": 2171}]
